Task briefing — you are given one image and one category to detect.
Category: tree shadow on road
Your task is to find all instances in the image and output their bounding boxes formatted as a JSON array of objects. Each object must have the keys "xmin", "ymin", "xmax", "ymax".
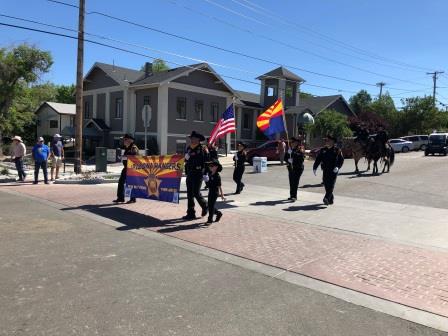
[
  {"xmin": 283, "ymin": 203, "xmax": 327, "ymax": 211},
  {"xmin": 61, "ymin": 203, "xmax": 188, "ymax": 231}
]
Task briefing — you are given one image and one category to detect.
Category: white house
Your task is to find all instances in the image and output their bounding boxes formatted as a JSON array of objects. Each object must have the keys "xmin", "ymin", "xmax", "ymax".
[{"xmin": 35, "ymin": 102, "xmax": 75, "ymax": 137}]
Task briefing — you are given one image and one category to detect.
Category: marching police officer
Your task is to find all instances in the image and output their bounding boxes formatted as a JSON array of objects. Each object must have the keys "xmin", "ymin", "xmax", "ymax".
[
  {"xmin": 183, "ymin": 131, "xmax": 208, "ymax": 220},
  {"xmin": 313, "ymin": 134, "xmax": 344, "ymax": 205},
  {"xmin": 233, "ymin": 142, "xmax": 247, "ymax": 194},
  {"xmin": 285, "ymin": 137, "xmax": 305, "ymax": 201},
  {"xmin": 113, "ymin": 134, "xmax": 139, "ymax": 204}
]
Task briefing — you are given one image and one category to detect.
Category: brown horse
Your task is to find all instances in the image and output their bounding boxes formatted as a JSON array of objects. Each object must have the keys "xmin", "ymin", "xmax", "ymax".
[{"xmin": 342, "ymin": 137, "xmax": 370, "ymax": 173}]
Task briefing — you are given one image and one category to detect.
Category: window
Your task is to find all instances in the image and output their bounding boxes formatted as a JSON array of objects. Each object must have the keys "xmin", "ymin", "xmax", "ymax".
[
  {"xmin": 115, "ymin": 98, "xmax": 123, "ymax": 118},
  {"xmin": 195, "ymin": 100, "xmax": 204, "ymax": 121},
  {"xmin": 243, "ymin": 112, "xmax": 251, "ymax": 130},
  {"xmin": 49, "ymin": 120, "xmax": 58, "ymax": 128},
  {"xmin": 176, "ymin": 97, "xmax": 187, "ymax": 120},
  {"xmin": 143, "ymin": 95, "xmax": 151, "ymax": 106},
  {"xmin": 286, "ymin": 84, "xmax": 294, "ymax": 98},
  {"xmin": 267, "ymin": 86, "xmax": 277, "ymax": 97},
  {"xmin": 210, "ymin": 102, "xmax": 219, "ymax": 122},
  {"xmin": 84, "ymin": 101, "xmax": 90, "ymax": 119}
]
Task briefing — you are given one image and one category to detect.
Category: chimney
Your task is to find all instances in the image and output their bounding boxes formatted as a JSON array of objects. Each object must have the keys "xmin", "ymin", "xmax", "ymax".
[{"xmin": 144, "ymin": 62, "xmax": 153, "ymax": 77}]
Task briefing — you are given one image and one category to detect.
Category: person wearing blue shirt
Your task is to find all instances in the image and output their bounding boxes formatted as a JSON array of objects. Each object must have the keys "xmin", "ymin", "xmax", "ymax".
[{"xmin": 32, "ymin": 137, "xmax": 50, "ymax": 184}]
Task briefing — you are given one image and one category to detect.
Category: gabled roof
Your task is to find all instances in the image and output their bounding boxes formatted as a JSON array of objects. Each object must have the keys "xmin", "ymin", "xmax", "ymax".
[
  {"xmin": 85, "ymin": 62, "xmax": 144, "ymax": 86},
  {"xmin": 85, "ymin": 118, "xmax": 110, "ymax": 131},
  {"xmin": 130, "ymin": 63, "xmax": 204, "ymax": 86},
  {"xmin": 288, "ymin": 95, "xmax": 354, "ymax": 116},
  {"xmin": 36, "ymin": 102, "xmax": 76, "ymax": 115},
  {"xmin": 256, "ymin": 66, "xmax": 305, "ymax": 83},
  {"xmin": 235, "ymin": 90, "xmax": 262, "ymax": 108}
]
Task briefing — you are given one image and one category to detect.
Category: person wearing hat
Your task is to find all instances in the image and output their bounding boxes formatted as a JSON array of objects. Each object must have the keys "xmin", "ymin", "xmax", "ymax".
[
  {"xmin": 113, "ymin": 134, "xmax": 139, "ymax": 204},
  {"xmin": 10, "ymin": 135, "xmax": 27, "ymax": 181},
  {"xmin": 285, "ymin": 137, "xmax": 305, "ymax": 201},
  {"xmin": 183, "ymin": 131, "xmax": 208, "ymax": 220},
  {"xmin": 205, "ymin": 159, "xmax": 225, "ymax": 225},
  {"xmin": 50, "ymin": 134, "xmax": 64, "ymax": 181},
  {"xmin": 233, "ymin": 142, "xmax": 247, "ymax": 194},
  {"xmin": 31, "ymin": 137, "xmax": 50, "ymax": 184},
  {"xmin": 312, "ymin": 134, "xmax": 344, "ymax": 205}
]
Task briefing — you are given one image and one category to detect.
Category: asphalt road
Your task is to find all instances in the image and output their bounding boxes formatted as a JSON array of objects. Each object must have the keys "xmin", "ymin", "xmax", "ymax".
[
  {"xmin": 1, "ymin": 191, "xmax": 445, "ymax": 336},
  {"xmin": 220, "ymin": 151, "xmax": 448, "ymax": 209}
]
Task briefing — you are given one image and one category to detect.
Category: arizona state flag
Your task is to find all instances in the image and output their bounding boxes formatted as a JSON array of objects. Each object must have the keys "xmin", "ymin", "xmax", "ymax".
[{"xmin": 256, "ymin": 98, "xmax": 286, "ymax": 139}]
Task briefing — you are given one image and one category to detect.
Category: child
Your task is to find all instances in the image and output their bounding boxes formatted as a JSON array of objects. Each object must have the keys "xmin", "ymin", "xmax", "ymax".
[{"xmin": 206, "ymin": 159, "xmax": 225, "ymax": 225}]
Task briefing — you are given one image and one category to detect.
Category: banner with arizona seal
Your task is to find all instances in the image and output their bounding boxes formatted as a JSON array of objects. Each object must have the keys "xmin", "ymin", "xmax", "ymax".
[{"xmin": 125, "ymin": 155, "xmax": 185, "ymax": 203}]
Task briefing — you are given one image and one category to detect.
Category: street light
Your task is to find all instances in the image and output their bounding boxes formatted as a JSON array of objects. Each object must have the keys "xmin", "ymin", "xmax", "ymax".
[
  {"xmin": 142, "ymin": 104, "xmax": 152, "ymax": 155},
  {"xmin": 297, "ymin": 112, "xmax": 314, "ymax": 147}
]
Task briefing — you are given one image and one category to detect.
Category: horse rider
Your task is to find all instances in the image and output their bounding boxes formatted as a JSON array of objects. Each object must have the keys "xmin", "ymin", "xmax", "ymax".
[
  {"xmin": 183, "ymin": 131, "xmax": 209, "ymax": 220},
  {"xmin": 313, "ymin": 134, "xmax": 344, "ymax": 205},
  {"xmin": 285, "ymin": 137, "xmax": 305, "ymax": 202}
]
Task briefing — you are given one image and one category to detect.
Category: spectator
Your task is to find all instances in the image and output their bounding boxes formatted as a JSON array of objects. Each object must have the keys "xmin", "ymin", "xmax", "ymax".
[
  {"xmin": 10, "ymin": 135, "xmax": 27, "ymax": 182},
  {"xmin": 277, "ymin": 139, "xmax": 286, "ymax": 165},
  {"xmin": 32, "ymin": 137, "xmax": 50, "ymax": 184},
  {"xmin": 50, "ymin": 134, "xmax": 64, "ymax": 181}
]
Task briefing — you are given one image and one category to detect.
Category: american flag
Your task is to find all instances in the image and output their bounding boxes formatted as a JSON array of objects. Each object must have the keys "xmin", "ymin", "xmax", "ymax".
[{"xmin": 208, "ymin": 104, "xmax": 236, "ymax": 144}]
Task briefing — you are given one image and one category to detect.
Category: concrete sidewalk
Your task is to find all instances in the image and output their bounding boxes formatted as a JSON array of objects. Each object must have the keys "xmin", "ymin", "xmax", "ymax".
[{"xmin": 0, "ymin": 191, "xmax": 445, "ymax": 336}]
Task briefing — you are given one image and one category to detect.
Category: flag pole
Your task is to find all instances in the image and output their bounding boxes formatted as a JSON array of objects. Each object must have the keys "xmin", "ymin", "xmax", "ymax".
[
  {"xmin": 233, "ymin": 97, "xmax": 237, "ymax": 151},
  {"xmin": 280, "ymin": 97, "xmax": 289, "ymax": 143}
]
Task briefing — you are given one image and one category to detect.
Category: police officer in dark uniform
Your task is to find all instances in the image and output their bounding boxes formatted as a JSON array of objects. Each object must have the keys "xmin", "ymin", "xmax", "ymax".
[
  {"xmin": 113, "ymin": 134, "xmax": 139, "ymax": 204},
  {"xmin": 183, "ymin": 131, "xmax": 208, "ymax": 220},
  {"xmin": 313, "ymin": 134, "xmax": 344, "ymax": 205},
  {"xmin": 285, "ymin": 137, "xmax": 305, "ymax": 201},
  {"xmin": 205, "ymin": 159, "xmax": 225, "ymax": 225},
  {"xmin": 376, "ymin": 126, "xmax": 389, "ymax": 152},
  {"xmin": 233, "ymin": 142, "xmax": 247, "ymax": 194},
  {"xmin": 204, "ymin": 142, "xmax": 218, "ymax": 190}
]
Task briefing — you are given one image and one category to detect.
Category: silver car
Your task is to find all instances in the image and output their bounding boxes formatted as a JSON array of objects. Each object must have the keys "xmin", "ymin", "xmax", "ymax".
[
  {"xmin": 401, "ymin": 135, "xmax": 429, "ymax": 151},
  {"xmin": 389, "ymin": 139, "xmax": 413, "ymax": 153}
]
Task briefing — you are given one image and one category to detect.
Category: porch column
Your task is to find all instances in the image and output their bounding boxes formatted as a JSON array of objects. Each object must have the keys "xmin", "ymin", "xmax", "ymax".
[
  {"xmin": 129, "ymin": 89, "xmax": 136, "ymax": 135},
  {"xmin": 92, "ymin": 94, "xmax": 97, "ymax": 118},
  {"xmin": 123, "ymin": 89, "xmax": 128, "ymax": 133},
  {"xmin": 157, "ymin": 84, "xmax": 169, "ymax": 155},
  {"xmin": 105, "ymin": 92, "xmax": 110, "ymax": 127}
]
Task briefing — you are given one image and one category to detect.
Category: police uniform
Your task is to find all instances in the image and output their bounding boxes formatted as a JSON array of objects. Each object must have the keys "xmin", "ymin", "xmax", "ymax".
[
  {"xmin": 285, "ymin": 139, "xmax": 305, "ymax": 200},
  {"xmin": 233, "ymin": 143, "xmax": 246, "ymax": 194},
  {"xmin": 206, "ymin": 159, "xmax": 223, "ymax": 224},
  {"xmin": 184, "ymin": 131, "xmax": 208, "ymax": 219},
  {"xmin": 313, "ymin": 140, "xmax": 344, "ymax": 205},
  {"xmin": 114, "ymin": 135, "xmax": 139, "ymax": 203}
]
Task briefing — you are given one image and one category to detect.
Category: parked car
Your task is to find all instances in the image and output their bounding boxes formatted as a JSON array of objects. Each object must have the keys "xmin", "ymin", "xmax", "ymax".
[
  {"xmin": 246, "ymin": 141, "xmax": 281, "ymax": 165},
  {"xmin": 425, "ymin": 133, "xmax": 448, "ymax": 156},
  {"xmin": 389, "ymin": 139, "xmax": 412, "ymax": 153},
  {"xmin": 400, "ymin": 135, "xmax": 429, "ymax": 151}
]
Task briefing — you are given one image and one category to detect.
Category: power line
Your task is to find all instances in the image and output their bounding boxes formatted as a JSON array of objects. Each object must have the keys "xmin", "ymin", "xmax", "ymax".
[
  {"xmin": 45, "ymin": 0, "xmax": 395, "ymax": 88},
  {"xmin": 168, "ymin": 0, "xmax": 428, "ymax": 76},
  {"xmin": 231, "ymin": 0, "xmax": 434, "ymax": 73}
]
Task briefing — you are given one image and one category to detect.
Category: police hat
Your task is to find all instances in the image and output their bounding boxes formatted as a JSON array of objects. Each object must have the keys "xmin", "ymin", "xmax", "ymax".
[
  {"xmin": 188, "ymin": 131, "xmax": 205, "ymax": 141},
  {"xmin": 122, "ymin": 134, "xmax": 135, "ymax": 141},
  {"xmin": 207, "ymin": 158, "xmax": 223, "ymax": 172},
  {"xmin": 237, "ymin": 141, "xmax": 247, "ymax": 148}
]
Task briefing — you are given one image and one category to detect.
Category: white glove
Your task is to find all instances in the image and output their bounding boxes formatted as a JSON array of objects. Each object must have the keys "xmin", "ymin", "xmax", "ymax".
[
  {"xmin": 287, "ymin": 148, "xmax": 292, "ymax": 154},
  {"xmin": 333, "ymin": 167, "xmax": 339, "ymax": 174},
  {"xmin": 203, "ymin": 175, "xmax": 209, "ymax": 182},
  {"xmin": 234, "ymin": 154, "xmax": 238, "ymax": 161},
  {"xmin": 313, "ymin": 169, "xmax": 317, "ymax": 176},
  {"xmin": 185, "ymin": 153, "xmax": 190, "ymax": 160},
  {"xmin": 288, "ymin": 158, "xmax": 293, "ymax": 164}
]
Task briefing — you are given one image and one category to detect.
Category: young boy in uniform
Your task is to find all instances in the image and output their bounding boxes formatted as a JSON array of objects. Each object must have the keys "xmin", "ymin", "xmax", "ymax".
[{"xmin": 205, "ymin": 159, "xmax": 225, "ymax": 225}]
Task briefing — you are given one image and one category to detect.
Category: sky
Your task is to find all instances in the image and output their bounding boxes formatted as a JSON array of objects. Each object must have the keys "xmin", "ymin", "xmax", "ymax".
[{"xmin": 1, "ymin": 0, "xmax": 448, "ymax": 108}]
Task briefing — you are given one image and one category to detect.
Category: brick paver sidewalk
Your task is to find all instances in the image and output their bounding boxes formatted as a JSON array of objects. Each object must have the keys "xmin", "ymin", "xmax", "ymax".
[{"xmin": 3, "ymin": 183, "xmax": 448, "ymax": 317}]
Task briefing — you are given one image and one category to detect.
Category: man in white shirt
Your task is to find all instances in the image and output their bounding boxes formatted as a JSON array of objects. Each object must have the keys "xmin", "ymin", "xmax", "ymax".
[{"xmin": 10, "ymin": 135, "xmax": 27, "ymax": 181}]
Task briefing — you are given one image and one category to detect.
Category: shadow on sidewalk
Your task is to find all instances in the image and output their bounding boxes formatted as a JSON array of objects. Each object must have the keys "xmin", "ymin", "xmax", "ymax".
[
  {"xmin": 283, "ymin": 203, "xmax": 327, "ymax": 211},
  {"xmin": 300, "ymin": 183, "xmax": 324, "ymax": 189},
  {"xmin": 61, "ymin": 203, "xmax": 187, "ymax": 231},
  {"xmin": 250, "ymin": 199, "xmax": 292, "ymax": 206}
]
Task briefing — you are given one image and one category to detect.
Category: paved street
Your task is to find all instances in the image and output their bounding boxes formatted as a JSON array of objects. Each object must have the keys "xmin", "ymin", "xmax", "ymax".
[{"xmin": 1, "ymin": 151, "xmax": 448, "ymax": 334}]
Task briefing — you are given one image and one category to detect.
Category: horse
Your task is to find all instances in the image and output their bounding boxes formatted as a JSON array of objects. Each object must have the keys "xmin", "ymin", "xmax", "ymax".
[
  {"xmin": 366, "ymin": 138, "xmax": 394, "ymax": 175},
  {"xmin": 342, "ymin": 137, "xmax": 370, "ymax": 174}
]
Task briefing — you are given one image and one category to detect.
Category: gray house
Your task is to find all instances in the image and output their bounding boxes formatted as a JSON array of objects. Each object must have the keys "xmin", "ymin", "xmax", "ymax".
[
  {"xmin": 82, "ymin": 62, "xmax": 236, "ymax": 154},
  {"xmin": 81, "ymin": 62, "xmax": 353, "ymax": 153},
  {"xmin": 36, "ymin": 102, "xmax": 75, "ymax": 137}
]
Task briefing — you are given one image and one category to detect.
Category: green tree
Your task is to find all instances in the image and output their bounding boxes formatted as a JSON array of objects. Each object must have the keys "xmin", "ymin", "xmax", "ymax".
[
  {"xmin": 55, "ymin": 84, "xmax": 76, "ymax": 104},
  {"xmin": 400, "ymin": 96, "xmax": 444, "ymax": 135},
  {"xmin": 308, "ymin": 109, "xmax": 353, "ymax": 140},
  {"xmin": 349, "ymin": 90, "xmax": 372, "ymax": 115},
  {"xmin": 0, "ymin": 44, "xmax": 52, "ymax": 151},
  {"xmin": 140, "ymin": 59, "xmax": 170, "ymax": 73},
  {"xmin": 369, "ymin": 93, "xmax": 401, "ymax": 137}
]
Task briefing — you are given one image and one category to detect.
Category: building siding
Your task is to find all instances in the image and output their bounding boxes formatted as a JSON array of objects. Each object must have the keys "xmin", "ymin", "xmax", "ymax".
[
  {"xmin": 36, "ymin": 105, "xmax": 73, "ymax": 137},
  {"xmin": 328, "ymin": 99, "xmax": 354, "ymax": 117},
  {"xmin": 167, "ymin": 88, "xmax": 226, "ymax": 137},
  {"xmin": 109, "ymin": 91, "xmax": 124, "ymax": 131},
  {"xmin": 134, "ymin": 88, "xmax": 158, "ymax": 133},
  {"xmin": 96, "ymin": 93, "xmax": 106, "ymax": 120},
  {"xmin": 83, "ymin": 95, "xmax": 93, "ymax": 120},
  {"xmin": 173, "ymin": 70, "xmax": 229, "ymax": 91},
  {"xmin": 84, "ymin": 68, "xmax": 119, "ymax": 91}
]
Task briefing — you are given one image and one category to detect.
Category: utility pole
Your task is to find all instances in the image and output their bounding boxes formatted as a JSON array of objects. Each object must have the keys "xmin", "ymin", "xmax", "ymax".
[
  {"xmin": 376, "ymin": 82, "xmax": 386, "ymax": 99},
  {"xmin": 427, "ymin": 71, "xmax": 444, "ymax": 107},
  {"xmin": 74, "ymin": 0, "xmax": 85, "ymax": 174}
]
